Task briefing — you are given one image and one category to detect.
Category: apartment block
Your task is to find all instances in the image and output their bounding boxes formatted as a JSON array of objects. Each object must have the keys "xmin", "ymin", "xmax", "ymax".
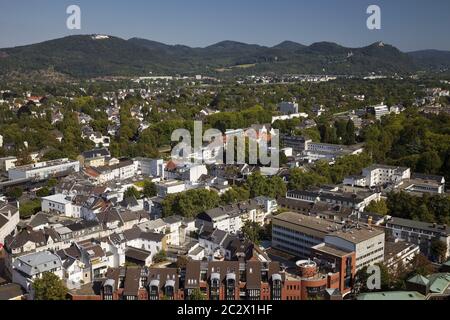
[{"xmin": 8, "ymin": 158, "xmax": 80, "ymax": 180}]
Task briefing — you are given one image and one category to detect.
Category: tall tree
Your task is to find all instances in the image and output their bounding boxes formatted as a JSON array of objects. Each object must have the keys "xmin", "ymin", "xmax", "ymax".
[
  {"xmin": 189, "ymin": 288, "xmax": 206, "ymax": 300},
  {"xmin": 32, "ymin": 272, "xmax": 68, "ymax": 300},
  {"xmin": 344, "ymin": 120, "xmax": 356, "ymax": 145},
  {"xmin": 142, "ymin": 180, "xmax": 157, "ymax": 198},
  {"xmin": 430, "ymin": 240, "xmax": 448, "ymax": 263}
]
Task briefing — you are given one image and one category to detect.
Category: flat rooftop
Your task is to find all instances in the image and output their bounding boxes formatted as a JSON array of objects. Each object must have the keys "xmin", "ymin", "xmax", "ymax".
[
  {"xmin": 313, "ymin": 243, "xmax": 352, "ymax": 257},
  {"xmin": 327, "ymin": 226, "xmax": 384, "ymax": 244},
  {"xmin": 42, "ymin": 194, "xmax": 72, "ymax": 204},
  {"xmin": 11, "ymin": 158, "xmax": 77, "ymax": 172},
  {"xmin": 357, "ymin": 291, "xmax": 425, "ymax": 300},
  {"xmin": 157, "ymin": 179, "xmax": 185, "ymax": 187},
  {"xmin": 273, "ymin": 212, "xmax": 340, "ymax": 233},
  {"xmin": 385, "ymin": 241, "xmax": 418, "ymax": 260},
  {"xmin": 365, "ymin": 164, "xmax": 409, "ymax": 172},
  {"xmin": 386, "ymin": 217, "xmax": 450, "ymax": 235}
]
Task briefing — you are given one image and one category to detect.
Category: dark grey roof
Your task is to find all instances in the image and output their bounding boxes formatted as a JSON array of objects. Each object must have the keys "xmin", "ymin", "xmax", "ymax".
[
  {"xmin": 94, "ymin": 160, "xmax": 134, "ymax": 173},
  {"xmin": 411, "ymin": 173, "xmax": 445, "ymax": 184},
  {"xmin": 13, "ymin": 251, "xmax": 62, "ymax": 276},
  {"xmin": 387, "ymin": 217, "xmax": 450, "ymax": 236},
  {"xmin": 66, "ymin": 220, "xmax": 99, "ymax": 232},
  {"xmin": 202, "ymin": 199, "xmax": 261, "ymax": 220},
  {"xmin": 123, "ymin": 227, "xmax": 165, "ymax": 243},
  {"xmin": 0, "ymin": 203, "xmax": 19, "ymax": 228},
  {"xmin": 0, "ymin": 215, "xmax": 8, "ymax": 229},
  {"xmin": 5, "ymin": 229, "xmax": 47, "ymax": 250},
  {"xmin": 120, "ymin": 196, "xmax": 139, "ymax": 208},
  {"xmin": 123, "ymin": 267, "xmax": 142, "ymax": 296},
  {"xmin": 163, "ymin": 215, "xmax": 183, "ymax": 224},
  {"xmin": 0, "ymin": 283, "xmax": 25, "ymax": 300},
  {"xmin": 28, "ymin": 212, "xmax": 50, "ymax": 228},
  {"xmin": 82, "ymin": 148, "xmax": 110, "ymax": 159},
  {"xmin": 125, "ymin": 247, "xmax": 151, "ymax": 262}
]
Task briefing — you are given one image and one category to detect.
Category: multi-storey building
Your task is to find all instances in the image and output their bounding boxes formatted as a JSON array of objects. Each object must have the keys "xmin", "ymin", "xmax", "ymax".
[
  {"xmin": 283, "ymin": 189, "xmax": 380, "ymax": 212},
  {"xmin": 0, "ymin": 202, "xmax": 19, "ymax": 246},
  {"xmin": 197, "ymin": 199, "xmax": 267, "ymax": 234},
  {"xmin": 344, "ymin": 164, "xmax": 411, "ymax": 188},
  {"xmin": 84, "ymin": 160, "xmax": 136, "ymax": 184},
  {"xmin": 273, "ymin": 212, "xmax": 385, "ymax": 271},
  {"xmin": 367, "ymin": 104, "xmax": 390, "ymax": 120},
  {"xmin": 0, "ymin": 156, "xmax": 17, "ymax": 172},
  {"xmin": 278, "ymin": 102, "xmax": 299, "ymax": 115},
  {"xmin": 69, "ymin": 259, "xmax": 356, "ymax": 301},
  {"xmin": 133, "ymin": 158, "xmax": 165, "ymax": 178},
  {"xmin": 324, "ymin": 227, "xmax": 385, "ymax": 271},
  {"xmin": 8, "ymin": 158, "xmax": 80, "ymax": 180},
  {"xmin": 385, "ymin": 217, "xmax": 450, "ymax": 260},
  {"xmin": 281, "ymin": 135, "xmax": 364, "ymax": 162},
  {"xmin": 12, "ymin": 251, "xmax": 64, "ymax": 294},
  {"xmin": 41, "ymin": 194, "xmax": 82, "ymax": 218},
  {"xmin": 272, "ymin": 212, "xmax": 339, "ymax": 258},
  {"xmin": 155, "ymin": 179, "xmax": 186, "ymax": 197}
]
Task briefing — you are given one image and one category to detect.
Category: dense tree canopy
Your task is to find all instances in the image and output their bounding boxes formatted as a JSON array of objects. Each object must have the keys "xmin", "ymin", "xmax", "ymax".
[{"xmin": 32, "ymin": 272, "xmax": 68, "ymax": 300}]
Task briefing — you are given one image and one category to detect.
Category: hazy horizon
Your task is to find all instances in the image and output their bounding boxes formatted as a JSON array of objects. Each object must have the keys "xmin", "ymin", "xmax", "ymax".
[
  {"xmin": 2, "ymin": 33, "xmax": 449, "ymax": 54},
  {"xmin": 1, "ymin": 0, "xmax": 450, "ymax": 51}
]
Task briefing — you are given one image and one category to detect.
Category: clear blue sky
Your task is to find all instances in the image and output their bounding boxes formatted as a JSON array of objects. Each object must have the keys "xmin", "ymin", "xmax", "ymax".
[{"xmin": 0, "ymin": 0, "xmax": 449, "ymax": 51}]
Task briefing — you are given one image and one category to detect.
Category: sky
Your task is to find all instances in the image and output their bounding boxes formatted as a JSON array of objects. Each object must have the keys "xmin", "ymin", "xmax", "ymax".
[{"xmin": 0, "ymin": 0, "xmax": 449, "ymax": 51}]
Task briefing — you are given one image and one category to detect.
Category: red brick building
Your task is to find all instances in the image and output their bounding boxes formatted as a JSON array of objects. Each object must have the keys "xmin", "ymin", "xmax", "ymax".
[{"xmin": 69, "ymin": 258, "xmax": 354, "ymax": 301}]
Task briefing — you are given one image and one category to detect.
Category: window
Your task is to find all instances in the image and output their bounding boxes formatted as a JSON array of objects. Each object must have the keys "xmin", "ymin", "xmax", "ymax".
[
  {"xmin": 103, "ymin": 285, "xmax": 113, "ymax": 300},
  {"xmin": 247, "ymin": 289, "xmax": 260, "ymax": 301},
  {"xmin": 210, "ymin": 279, "xmax": 220, "ymax": 300},
  {"xmin": 149, "ymin": 285, "xmax": 159, "ymax": 300},
  {"xmin": 165, "ymin": 286, "xmax": 174, "ymax": 300},
  {"xmin": 226, "ymin": 279, "xmax": 235, "ymax": 300},
  {"xmin": 272, "ymin": 280, "xmax": 282, "ymax": 300}
]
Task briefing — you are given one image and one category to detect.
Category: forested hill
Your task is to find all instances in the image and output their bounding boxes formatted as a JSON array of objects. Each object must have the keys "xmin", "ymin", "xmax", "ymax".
[{"xmin": 0, "ymin": 35, "xmax": 449, "ymax": 79}]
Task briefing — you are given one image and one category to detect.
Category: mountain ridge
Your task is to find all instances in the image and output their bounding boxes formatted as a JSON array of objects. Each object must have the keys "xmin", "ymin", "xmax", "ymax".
[{"xmin": 0, "ymin": 35, "xmax": 449, "ymax": 79}]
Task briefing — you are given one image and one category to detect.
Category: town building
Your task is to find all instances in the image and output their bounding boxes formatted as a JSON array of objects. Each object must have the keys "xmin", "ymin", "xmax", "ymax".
[
  {"xmin": 41, "ymin": 194, "xmax": 82, "ymax": 218},
  {"xmin": 0, "ymin": 282, "xmax": 25, "ymax": 300},
  {"xmin": 155, "ymin": 180, "xmax": 186, "ymax": 197},
  {"xmin": 80, "ymin": 148, "xmax": 111, "ymax": 168},
  {"xmin": 323, "ymin": 226, "xmax": 385, "ymax": 270},
  {"xmin": 344, "ymin": 164, "xmax": 411, "ymax": 188},
  {"xmin": 196, "ymin": 228, "xmax": 253, "ymax": 261},
  {"xmin": 0, "ymin": 157, "xmax": 17, "ymax": 173},
  {"xmin": 367, "ymin": 104, "xmax": 390, "ymax": 120},
  {"xmin": 272, "ymin": 212, "xmax": 340, "ymax": 258},
  {"xmin": 281, "ymin": 135, "xmax": 364, "ymax": 162},
  {"xmin": 8, "ymin": 159, "xmax": 80, "ymax": 180},
  {"xmin": 385, "ymin": 217, "xmax": 450, "ymax": 260},
  {"xmin": 384, "ymin": 240, "xmax": 420, "ymax": 270},
  {"xmin": 278, "ymin": 102, "xmax": 299, "ymax": 115},
  {"xmin": 197, "ymin": 199, "xmax": 269, "ymax": 234},
  {"xmin": 84, "ymin": 160, "xmax": 136, "ymax": 184},
  {"xmin": 69, "ymin": 259, "xmax": 354, "ymax": 301},
  {"xmin": 133, "ymin": 158, "xmax": 165, "ymax": 178},
  {"xmin": 0, "ymin": 202, "xmax": 20, "ymax": 245},
  {"xmin": 12, "ymin": 251, "xmax": 64, "ymax": 294},
  {"xmin": 121, "ymin": 227, "xmax": 167, "ymax": 265},
  {"xmin": 282, "ymin": 189, "xmax": 380, "ymax": 212},
  {"xmin": 272, "ymin": 212, "xmax": 385, "ymax": 270}
]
